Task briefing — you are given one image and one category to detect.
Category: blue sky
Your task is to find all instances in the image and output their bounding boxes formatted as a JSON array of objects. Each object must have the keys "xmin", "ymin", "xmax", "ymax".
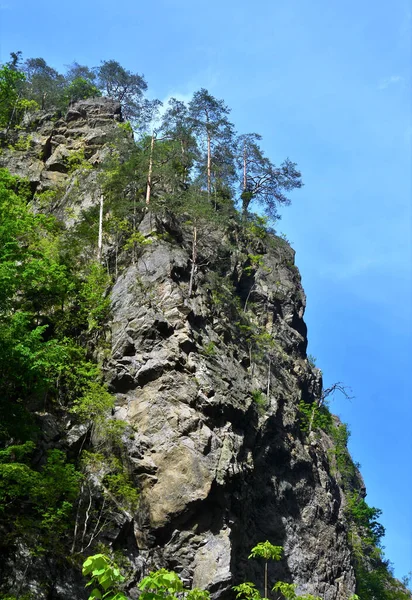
[{"xmin": 1, "ymin": 0, "xmax": 411, "ymax": 581}]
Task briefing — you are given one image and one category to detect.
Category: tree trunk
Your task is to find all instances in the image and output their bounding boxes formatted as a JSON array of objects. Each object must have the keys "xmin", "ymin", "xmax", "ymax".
[
  {"xmin": 267, "ymin": 355, "xmax": 271, "ymax": 398},
  {"xmin": 188, "ymin": 225, "xmax": 197, "ymax": 297},
  {"xmin": 264, "ymin": 560, "xmax": 268, "ymax": 599},
  {"xmin": 145, "ymin": 133, "xmax": 155, "ymax": 206},
  {"xmin": 207, "ymin": 132, "xmax": 211, "ymax": 197},
  {"xmin": 243, "ymin": 141, "xmax": 247, "ymax": 192},
  {"xmin": 180, "ymin": 140, "xmax": 186, "ymax": 185},
  {"xmin": 308, "ymin": 404, "xmax": 317, "ymax": 435},
  {"xmin": 6, "ymin": 93, "xmax": 21, "ymax": 134},
  {"xmin": 97, "ymin": 194, "xmax": 104, "ymax": 261}
]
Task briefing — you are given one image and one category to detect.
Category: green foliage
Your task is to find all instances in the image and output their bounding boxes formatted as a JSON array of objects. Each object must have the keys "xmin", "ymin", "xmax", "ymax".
[
  {"xmin": 8, "ymin": 133, "xmax": 32, "ymax": 151},
  {"xmin": 82, "ymin": 553, "xmax": 127, "ymax": 600},
  {"xmin": 346, "ymin": 493, "xmax": 385, "ymax": 547},
  {"xmin": 237, "ymin": 321, "xmax": 275, "ymax": 363},
  {"xmin": 273, "ymin": 582, "xmax": 299, "ymax": 600},
  {"xmin": 233, "ymin": 582, "xmax": 262, "ymax": 600},
  {"xmin": 35, "ymin": 188, "xmax": 58, "ymax": 209},
  {"xmin": 202, "ymin": 341, "xmax": 217, "ymax": 356},
  {"xmin": 244, "ymin": 254, "xmax": 265, "ymax": 275},
  {"xmin": 298, "ymin": 399, "xmax": 333, "ymax": 435},
  {"xmin": 81, "ymin": 452, "xmax": 138, "ymax": 511},
  {"xmin": 117, "ymin": 121, "xmax": 134, "ymax": 135},
  {"xmin": 188, "ymin": 88, "xmax": 235, "ymax": 196},
  {"xmin": 160, "ymin": 97, "xmax": 198, "ymax": 185},
  {"xmin": 65, "ymin": 77, "xmax": 101, "ymax": 103},
  {"xmin": 71, "ymin": 381, "xmax": 114, "ymax": 423},
  {"xmin": 208, "ymin": 272, "xmax": 240, "ymax": 316},
  {"xmin": 122, "ymin": 229, "xmax": 152, "ymax": 254},
  {"xmin": 77, "ymin": 261, "xmax": 111, "ymax": 331},
  {"xmin": 248, "ymin": 541, "xmax": 283, "ymax": 600},
  {"xmin": 0, "ymin": 64, "xmax": 26, "ymax": 128},
  {"xmin": 354, "ymin": 560, "xmax": 412, "ymax": 600},
  {"xmin": 0, "ymin": 446, "xmax": 81, "ymax": 549},
  {"xmin": 104, "ymin": 470, "xmax": 139, "ymax": 510},
  {"xmin": 249, "ymin": 541, "xmax": 283, "ymax": 562},
  {"xmin": 96, "ymin": 59, "xmax": 148, "ymax": 125},
  {"xmin": 186, "ymin": 589, "xmax": 211, "ymax": 600},
  {"xmin": 83, "ymin": 558, "xmax": 213, "ymax": 600},
  {"xmin": 22, "ymin": 56, "xmax": 66, "ymax": 110},
  {"xmin": 307, "ymin": 354, "xmax": 317, "ymax": 368},
  {"xmin": 273, "ymin": 582, "xmax": 322, "ymax": 600},
  {"xmin": 66, "ymin": 148, "xmax": 92, "ymax": 173},
  {"xmin": 244, "ymin": 214, "xmax": 271, "ymax": 240},
  {"xmin": 238, "ymin": 132, "xmax": 303, "ymax": 221},
  {"xmin": 139, "ymin": 569, "xmax": 184, "ymax": 598},
  {"xmin": 342, "ymin": 486, "xmax": 410, "ymax": 599},
  {"xmin": 139, "ymin": 569, "xmax": 210, "ymax": 600},
  {"xmin": 0, "ymin": 166, "xmax": 120, "ymax": 563},
  {"xmin": 252, "ymin": 389, "xmax": 267, "ymax": 414},
  {"xmin": 327, "ymin": 422, "xmax": 359, "ymax": 489},
  {"xmin": 1, "ymin": 595, "xmax": 34, "ymax": 600}
]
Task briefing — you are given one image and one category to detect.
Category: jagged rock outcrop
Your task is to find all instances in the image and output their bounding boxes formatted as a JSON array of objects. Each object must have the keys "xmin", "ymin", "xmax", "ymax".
[
  {"xmin": 0, "ymin": 100, "xmax": 359, "ymax": 600},
  {"xmin": 0, "ymin": 97, "xmax": 123, "ymax": 193}
]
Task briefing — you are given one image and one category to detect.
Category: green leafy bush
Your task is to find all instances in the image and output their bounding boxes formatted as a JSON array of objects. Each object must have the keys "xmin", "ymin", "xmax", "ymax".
[
  {"xmin": 298, "ymin": 399, "xmax": 333, "ymax": 435},
  {"xmin": 66, "ymin": 148, "xmax": 92, "ymax": 173},
  {"xmin": 202, "ymin": 341, "xmax": 217, "ymax": 356},
  {"xmin": 252, "ymin": 389, "xmax": 267, "ymax": 414},
  {"xmin": 82, "ymin": 553, "xmax": 127, "ymax": 600}
]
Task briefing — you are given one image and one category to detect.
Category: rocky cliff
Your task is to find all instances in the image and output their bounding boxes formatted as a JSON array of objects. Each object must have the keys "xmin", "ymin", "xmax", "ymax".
[{"xmin": 0, "ymin": 99, "xmax": 364, "ymax": 600}]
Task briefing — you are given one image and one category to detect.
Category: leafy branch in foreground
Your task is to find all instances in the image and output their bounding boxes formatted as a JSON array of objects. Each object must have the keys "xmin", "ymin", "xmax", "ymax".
[
  {"xmin": 82, "ymin": 556, "xmax": 211, "ymax": 600},
  {"xmin": 82, "ymin": 553, "xmax": 127, "ymax": 600}
]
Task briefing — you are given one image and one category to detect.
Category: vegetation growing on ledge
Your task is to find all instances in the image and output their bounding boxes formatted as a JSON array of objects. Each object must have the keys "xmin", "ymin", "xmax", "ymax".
[{"xmin": 0, "ymin": 51, "xmax": 302, "ymax": 224}]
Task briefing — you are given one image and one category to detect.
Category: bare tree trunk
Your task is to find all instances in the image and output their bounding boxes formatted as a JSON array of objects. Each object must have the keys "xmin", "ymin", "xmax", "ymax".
[
  {"xmin": 207, "ymin": 132, "xmax": 211, "ymax": 197},
  {"xmin": 180, "ymin": 140, "xmax": 186, "ymax": 185},
  {"xmin": 249, "ymin": 344, "xmax": 254, "ymax": 378},
  {"xmin": 264, "ymin": 560, "xmax": 268, "ymax": 599},
  {"xmin": 213, "ymin": 169, "xmax": 218, "ymax": 210},
  {"xmin": 83, "ymin": 497, "xmax": 107, "ymax": 551},
  {"xmin": 71, "ymin": 482, "xmax": 84, "ymax": 554},
  {"xmin": 243, "ymin": 283, "xmax": 255, "ymax": 312},
  {"xmin": 308, "ymin": 405, "xmax": 316, "ymax": 435},
  {"xmin": 188, "ymin": 225, "xmax": 197, "ymax": 297},
  {"xmin": 266, "ymin": 355, "xmax": 271, "ymax": 398},
  {"xmin": 145, "ymin": 133, "xmax": 155, "ymax": 207},
  {"xmin": 243, "ymin": 141, "xmax": 247, "ymax": 191},
  {"xmin": 80, "ymin": 486, "xmax": 93, "ymax": 550},
  {"xmin": 6, "ymin": 94, "xmax": 21, "ymax": 134},
  {"xmin": 97, "ymin": 194, "xmax": 104, "ymax": 261}
]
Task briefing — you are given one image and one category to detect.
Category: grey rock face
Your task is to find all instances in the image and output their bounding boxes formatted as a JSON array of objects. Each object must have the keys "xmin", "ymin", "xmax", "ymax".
[
  {"xmin": 0, "ymin": 97, "xmax": 125, "ymax": 194},
  {"xmin": 104, "ymin": 214, "xmax": 356, "ymax": 600}
]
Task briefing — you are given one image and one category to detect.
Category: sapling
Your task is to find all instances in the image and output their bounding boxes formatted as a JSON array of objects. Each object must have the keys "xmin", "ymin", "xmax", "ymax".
[{"xmin": 249, "ymin": 541, "xmax": 283, "ymax": 599}]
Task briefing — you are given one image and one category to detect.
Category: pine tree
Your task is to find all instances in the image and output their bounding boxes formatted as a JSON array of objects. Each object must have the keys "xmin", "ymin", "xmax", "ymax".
[
  {"xmin": 188, "ymin": 89, "xmax": 235, "ymax": 198},
  {"xmin": 237, "ymin": 133, "xmax": 302, "ymax": 220}
]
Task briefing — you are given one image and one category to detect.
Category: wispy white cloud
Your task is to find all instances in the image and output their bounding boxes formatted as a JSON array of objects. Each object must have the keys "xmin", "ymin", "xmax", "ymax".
[{"xmin": 378, "ymin": 75, "xmax": 404, "ymax": 90}]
